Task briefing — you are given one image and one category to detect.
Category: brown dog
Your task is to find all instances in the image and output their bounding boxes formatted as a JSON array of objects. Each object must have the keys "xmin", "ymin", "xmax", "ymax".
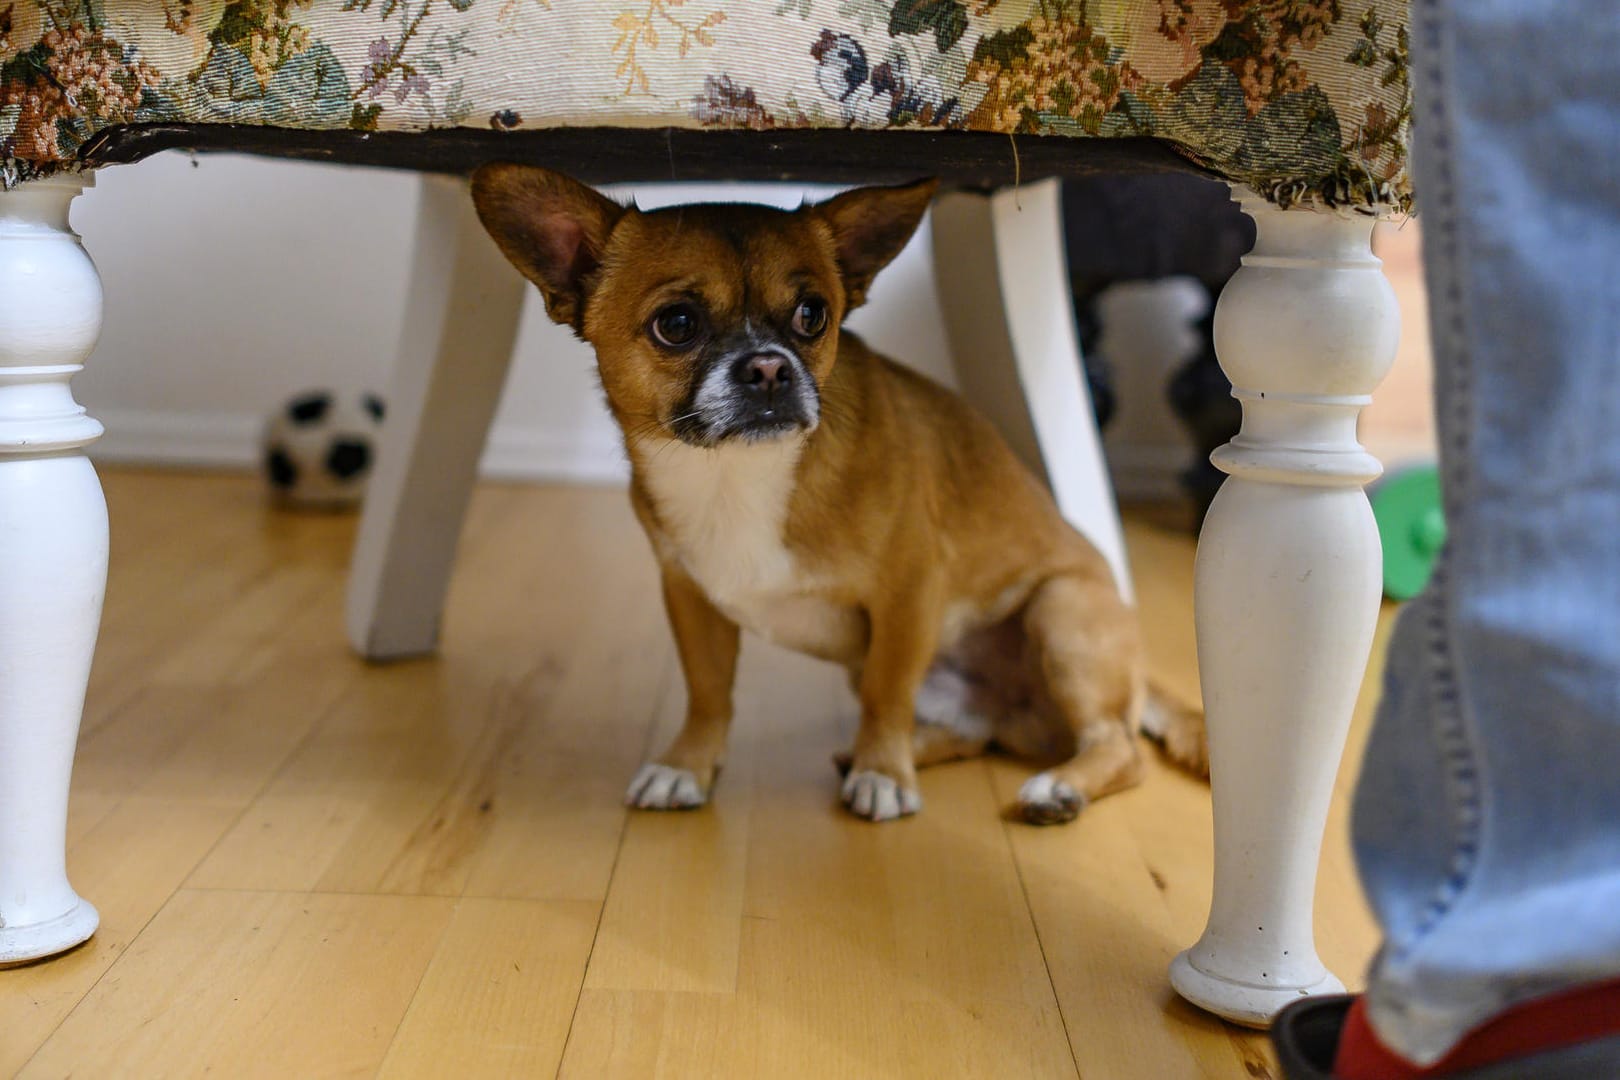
[{"xmin": 472, "ymin": 165, "xmax": 1205, "ymax": 824}]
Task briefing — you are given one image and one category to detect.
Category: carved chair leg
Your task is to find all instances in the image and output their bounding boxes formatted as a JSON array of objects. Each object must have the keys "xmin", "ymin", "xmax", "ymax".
[
  {"xmin": 0, "ymin": 174, "xmax": 107, "ymax": 963},
  {"xmin": 1170, "ymin": 191, "xmax": 1399, "ymax": 1026}
]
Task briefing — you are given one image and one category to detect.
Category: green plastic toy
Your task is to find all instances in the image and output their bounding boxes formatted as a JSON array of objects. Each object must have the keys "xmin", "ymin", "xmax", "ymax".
[{"xmin": 1372, "ymin": 465, "xmax": 1447, "ymax": 601}]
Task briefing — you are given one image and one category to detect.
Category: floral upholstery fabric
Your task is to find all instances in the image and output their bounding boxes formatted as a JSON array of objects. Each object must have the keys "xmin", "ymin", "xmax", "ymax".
[{"xmin": 1, "ymin": 0, "xmax": 1411, "ymax": 209}]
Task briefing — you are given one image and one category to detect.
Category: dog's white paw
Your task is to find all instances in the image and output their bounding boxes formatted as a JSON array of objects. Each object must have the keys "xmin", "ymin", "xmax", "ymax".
[
  {"xmin": 1017, "ymin": 772, "xmax": 1086, "ymax": 826},
  {"xmin": 840, "ymin": 769, "xmax": 922, "ymax": 822},
  {"xmin": 625, "ymin": 763, "xmax": 709, "ymax": 810}
]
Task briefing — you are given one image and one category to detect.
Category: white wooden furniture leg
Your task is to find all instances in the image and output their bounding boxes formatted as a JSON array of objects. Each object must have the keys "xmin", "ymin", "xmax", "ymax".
[
  {"xmin": 931, "ymin": 180, "xmax": 1132, "ymax": 601},
  {"xmin": 0, "ymin": 175, "xmax": 107, "ymax": 964},
  {"xmin": 1170, "ymin": 192, "xmax": 1399, "ymax": 1026},
  {"xmin": 346, "ymin": 176, "xmax": 527, "ymax": 660}
]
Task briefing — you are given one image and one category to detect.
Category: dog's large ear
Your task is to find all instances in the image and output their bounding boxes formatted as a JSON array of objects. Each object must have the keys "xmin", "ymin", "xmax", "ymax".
[
  {"xmin": 811, "ymin": 179, "xmax": 939, "ymax": 309},
  {"xmin": 471, "ymin": 163, "xmax": 628, "ymax": 331}
]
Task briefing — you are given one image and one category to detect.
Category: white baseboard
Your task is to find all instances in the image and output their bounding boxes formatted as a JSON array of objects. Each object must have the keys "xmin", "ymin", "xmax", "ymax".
[
  {"xmin": 88, "ymin": 407, "xmax": 1188, "ymax": 499},
  {"xmin": 90, "ymin": 409, "xmax": 264, "ymax": 468},
  {"xmin": 88, "ymin": 407, "xmax": 630, "ymax": 486},
  {"xmin": 480, "ymin": 426, "xmax": 628, "ymax": 485}
]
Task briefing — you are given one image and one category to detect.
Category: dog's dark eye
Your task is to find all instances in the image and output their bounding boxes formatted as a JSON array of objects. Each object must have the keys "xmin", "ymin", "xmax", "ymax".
[
  {"xmin": 791, "ymin": 298, "xmax": 828, "ymax": 338},
  {"xmin": 650, "ymin": 305, "xmax": 702, "ymax": 349}
]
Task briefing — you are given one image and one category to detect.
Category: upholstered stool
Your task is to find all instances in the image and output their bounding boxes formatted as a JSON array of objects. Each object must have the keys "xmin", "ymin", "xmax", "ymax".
[{"xmin": 0, "ymin": 0, "xmax": 1410, "ymax": 1028}]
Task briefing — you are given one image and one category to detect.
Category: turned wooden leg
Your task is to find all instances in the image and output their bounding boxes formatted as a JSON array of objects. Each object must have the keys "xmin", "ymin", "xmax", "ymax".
[
  {"xmin": 1170, "ymin": 192, "xmax": 1399, "ymax": 1026},
  {"xmin": 346, "ymin": 176, "xmax": 527, "ymax": 660},
  {"xmin": 0, "ymin": 175, "xmax": 107, "ymax": 964},
  {"xmin": 931, "ymin": 180, "xmax": 1132, "ymax": 601}
]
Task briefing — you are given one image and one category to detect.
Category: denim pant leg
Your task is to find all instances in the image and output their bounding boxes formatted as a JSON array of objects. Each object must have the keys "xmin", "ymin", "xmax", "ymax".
[{"xmin": 1351, "ymin": 0, "xmax": 1620, "ymax": 1066}]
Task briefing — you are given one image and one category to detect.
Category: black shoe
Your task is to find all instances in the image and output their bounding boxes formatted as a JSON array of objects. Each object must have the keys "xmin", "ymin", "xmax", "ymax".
[{"xmin": 1272, "ymin": 994, "xmax": 1356, "ymax": 1079}]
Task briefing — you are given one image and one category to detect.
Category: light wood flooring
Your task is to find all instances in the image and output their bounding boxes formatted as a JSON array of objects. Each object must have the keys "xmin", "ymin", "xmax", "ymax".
[{"xmin": 3, "ymin": 468, "xmax": 1394, "ymax": 1078}]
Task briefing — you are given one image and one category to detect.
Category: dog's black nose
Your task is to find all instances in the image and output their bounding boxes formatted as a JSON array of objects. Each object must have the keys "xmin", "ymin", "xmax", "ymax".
[{"xmin": 739, "ymin": 354, "xmax": 791, "ymax": 392}]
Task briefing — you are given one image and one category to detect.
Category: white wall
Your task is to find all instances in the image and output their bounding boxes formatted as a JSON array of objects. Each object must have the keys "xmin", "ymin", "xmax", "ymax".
[{"xmin": 72, "ymin": 152, "xmax": 957, "ymax": 484}]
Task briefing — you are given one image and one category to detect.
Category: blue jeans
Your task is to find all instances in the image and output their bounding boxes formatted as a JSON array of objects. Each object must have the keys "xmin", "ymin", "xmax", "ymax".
[{"xmin": 1351, "ymin": 0, "xmax": 1620, "ymax": 1065}]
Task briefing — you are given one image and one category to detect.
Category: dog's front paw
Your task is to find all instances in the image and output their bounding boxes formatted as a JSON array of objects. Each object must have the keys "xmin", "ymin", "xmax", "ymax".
[
  {"xmin": 625, "ymin": 763, "xmax": 709, "ymax": 810},
  {"xmin": 1017, "ymin": 772, "xmax": 1086, "ymax": 826},
  {"xmin": 840, "ymin": 769, "xmax": 922, "ymax": 822}
]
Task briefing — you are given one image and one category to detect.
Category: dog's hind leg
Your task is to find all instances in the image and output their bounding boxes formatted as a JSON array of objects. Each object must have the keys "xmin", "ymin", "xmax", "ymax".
[
  {"xmin": 911, "ymin": 661, "xmax": 996, "ymax": 765},
  {"xmin": 912, "ymin": 717, "xmax": 993, "ymax": 767},
  {"xmin": 1141, "ymin": 686, "xmax": 1209, "ymax": 777},
  {"xmin": 1012, "ymin": 573, "xmax": 1147, "ymax": 825}
]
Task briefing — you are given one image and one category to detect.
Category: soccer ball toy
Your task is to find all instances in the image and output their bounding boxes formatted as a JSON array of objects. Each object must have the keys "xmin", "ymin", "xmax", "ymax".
[{"xmin": 262, "ymin": 390, "xmax": 385, "ymax": 509}]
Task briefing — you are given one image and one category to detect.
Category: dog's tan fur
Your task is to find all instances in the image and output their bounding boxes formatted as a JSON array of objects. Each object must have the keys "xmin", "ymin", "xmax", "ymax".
[{"xmin": 472, "ymin": 164, "xmax": 1205, "ymax": 823}]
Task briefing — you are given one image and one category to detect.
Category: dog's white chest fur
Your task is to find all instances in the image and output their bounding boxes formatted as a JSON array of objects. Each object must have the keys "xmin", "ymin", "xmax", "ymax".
[{"xmin": 638, "ymin": 438, "xmax": 862, "ymax": 660}]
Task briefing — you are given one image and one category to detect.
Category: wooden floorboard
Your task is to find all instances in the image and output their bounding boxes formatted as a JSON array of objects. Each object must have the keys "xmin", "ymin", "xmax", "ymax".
[{"xmin": 4, "ymin": 468, "xmax": 1385, "ymax": 1078}]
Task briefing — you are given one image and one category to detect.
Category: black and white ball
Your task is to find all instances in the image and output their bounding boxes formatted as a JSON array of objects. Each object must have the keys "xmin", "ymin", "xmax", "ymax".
[{"xmin": 262, "ymin": 390, "xmax": 385, "ymax": 509}]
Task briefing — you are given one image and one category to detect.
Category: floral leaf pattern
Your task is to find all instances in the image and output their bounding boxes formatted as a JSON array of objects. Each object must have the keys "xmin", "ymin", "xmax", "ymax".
[
  {"xmin": 612, "ymin": 1, "xmax": 725, "ymax": 96},
  {"xmin": 888, "ymin": 0, "xmax": 967, "ymax": 52},
  {"xmin": 1, "ymin": 0, "xmax": 1412, "ymax": 211}
]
